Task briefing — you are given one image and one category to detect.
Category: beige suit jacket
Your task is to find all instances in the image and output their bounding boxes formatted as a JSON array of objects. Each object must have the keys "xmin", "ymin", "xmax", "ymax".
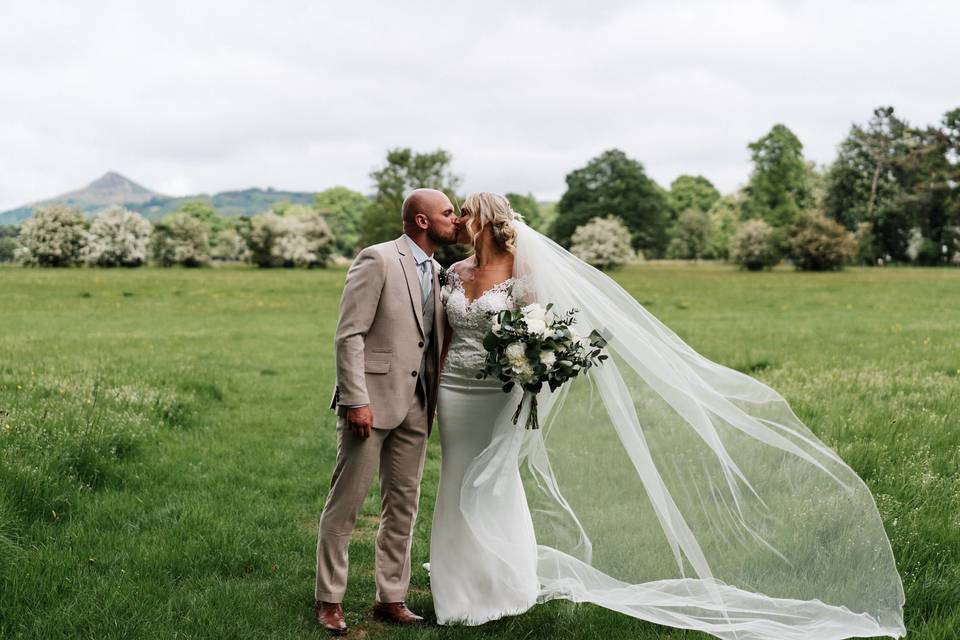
[{"xmin": 329, "ymin": 236, "xmax": 444, "ymax": 432}]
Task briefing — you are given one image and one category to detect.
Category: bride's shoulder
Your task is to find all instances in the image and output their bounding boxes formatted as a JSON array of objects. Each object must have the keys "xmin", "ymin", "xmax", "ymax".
[
  {"xmin": 446, "ymin": 258, "xmax": 475, "ymax": 283},
  {"xmin": 449, "ymin": 257, "xmax": 474, "ymax": 272}
]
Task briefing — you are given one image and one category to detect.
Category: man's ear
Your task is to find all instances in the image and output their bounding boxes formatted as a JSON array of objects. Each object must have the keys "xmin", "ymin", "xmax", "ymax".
[{"xmin": 416, "ymin": 213, "xmax": 430, "ymax": 230}]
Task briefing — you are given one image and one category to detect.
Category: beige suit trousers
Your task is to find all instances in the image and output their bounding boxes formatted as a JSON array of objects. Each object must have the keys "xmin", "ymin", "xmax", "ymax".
[{"xmin": 315, "ymin": 390, "xmax": 429, "ymax": 603}]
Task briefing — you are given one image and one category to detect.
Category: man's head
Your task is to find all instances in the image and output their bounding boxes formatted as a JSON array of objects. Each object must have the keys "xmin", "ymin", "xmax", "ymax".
[{"xmin": 401, "ymin": 188, "xmax": 458, "ymax": 248}]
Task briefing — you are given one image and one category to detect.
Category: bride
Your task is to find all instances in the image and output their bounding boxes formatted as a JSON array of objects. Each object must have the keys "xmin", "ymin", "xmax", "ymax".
[{"xmin": 427, "ymin": 192, "xmax": 905, "ymax": 640}]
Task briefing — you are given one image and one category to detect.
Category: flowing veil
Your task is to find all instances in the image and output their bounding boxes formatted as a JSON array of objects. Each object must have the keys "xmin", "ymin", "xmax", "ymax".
[{"xmin": 456, "ymin": 218, "xmax": 905, "ymax": 640}]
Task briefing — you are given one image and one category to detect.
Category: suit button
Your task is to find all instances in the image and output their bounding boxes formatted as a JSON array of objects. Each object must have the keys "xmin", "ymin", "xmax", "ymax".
[
  {"xmin": 418, "ymin": 341, "xmax": 424, "ymax": 348},
  {"xmin": 411, "ymin": 371, "xmax": 417, "ymax": 377}
]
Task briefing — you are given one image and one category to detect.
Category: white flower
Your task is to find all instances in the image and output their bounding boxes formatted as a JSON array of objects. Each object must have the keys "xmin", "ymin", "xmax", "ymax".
[
  {"xmin": 513, "ymin": 358, "xmax": 535, "ymax": 383},
  {"xmin": 525, "ymin": 318, "xmax": 548, "ymax": 337},
  {"xmin": 505, "ymin": 342, "xmax": 526, "ymax": 365},
  {"xmin": 540, "ymin": 351, "xmax": 557, "ymax": 367},
  {"xmin": 491, "ymin": 319, "xmax": 502, "ymax": 334},
  {"xmin": 81, "ymin": 206, "xmax": 153, "ymax": 267}
]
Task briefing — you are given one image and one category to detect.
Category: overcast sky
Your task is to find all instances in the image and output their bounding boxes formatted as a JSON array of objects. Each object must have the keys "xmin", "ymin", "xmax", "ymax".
[{"xmin": 0, "ymin": 0, "xmax": 956, "ymax": 210}]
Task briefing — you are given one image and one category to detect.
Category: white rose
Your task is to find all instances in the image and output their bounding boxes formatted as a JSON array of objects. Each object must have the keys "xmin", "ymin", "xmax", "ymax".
[
  {"xmin": 525, "ymin": 318, "xmax": 548, "ymax": 337},
  {"xmin": 540, "ymin": 351, "xmax": 557, "ymax": 367}
]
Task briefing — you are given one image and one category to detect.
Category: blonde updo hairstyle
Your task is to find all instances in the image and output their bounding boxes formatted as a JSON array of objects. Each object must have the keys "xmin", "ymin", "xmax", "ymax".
[{"xmin": 459, "ymin": 192, "xmax": 522, "ymax": 254}]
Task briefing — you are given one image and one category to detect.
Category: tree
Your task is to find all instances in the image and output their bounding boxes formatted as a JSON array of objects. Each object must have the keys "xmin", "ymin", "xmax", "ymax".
[
  {"xmin": 247, "ymin": 209, "xmax": 333, "ymax": 268},
  {"xmin": 211, "ymin": 228, "xmax": 250, "ymax": 262},
  {"xmin": 552, "ymin": 149, "xmax": 669, "ymax": 256},
  {"xmin": 666, "ymin": 210, "xmax": 711, "ymax": 260},
  {"xmin": 569, "ymin": 216, "xmax": 635, "ymax": 270},
  {"xmin": 824, "ymin": 106, "xmax": 960, "ymax": 263},
  {"xmin": 704, "ymin": 194, "xmax": 743, "ymax": 260},
  {"xmin": 0, "ymin": 225, "xmax": 19, "ymax": 263},
  {"xmin": 667, "ymin": 175, "xmax": 720, "ymax": 219},
  {"xmin": 785, "ymin": 212, "xmax": 856, "ymax": 271},
  {"xmin": 15, "ymin": 204, "xmax": 86, "ymax": 267},
  {"xmin": 176, "ymin": 200, "xmax": 228, "ymax": 235},
  {"xmin": 173, "ymin": 200, "xmax": 232, "ymax": 255},
  {"xmin": 730, "ymin": 219, "xmax": 780, "ymax": 271},
  {"xmin": 314, "ymin": 186, "xmax": 368, "ymax": 256},
  {"xmin": 359, "ymin": 148, "xmax": 461, "ymax": 247},
  {"xmin": 505, "ymin": 192, "xmax": 543, "ymax": 230},
  {"xmin": 742, "ymin": 124, "xmax": 813, "ymax": 228},
  {"xmin": 898, "ymin": 109, "xmax": 960, "ymax": 264},
  {"xmin": 151, "ymin": 212, "xmax": 210, "ymax": 267},
  {"xmin": 824, "ymin": 107, "xmax": 910, "ymax": 233},
  {"xmin": 853, "ymin": 221, "xmax": 880, "ymax": 265},
  {"xmin": 0, "ymin": 237, "xmax": 17, "ymax": 262},
  {"xmin": 81, "ymin": 206, "xmax": 152, "ymax": 267}
]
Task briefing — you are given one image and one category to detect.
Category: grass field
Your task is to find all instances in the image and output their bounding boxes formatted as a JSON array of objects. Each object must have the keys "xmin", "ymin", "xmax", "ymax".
[{"xmin": 1, "ymin": 263, "xmax": 958, "ymax": 639}]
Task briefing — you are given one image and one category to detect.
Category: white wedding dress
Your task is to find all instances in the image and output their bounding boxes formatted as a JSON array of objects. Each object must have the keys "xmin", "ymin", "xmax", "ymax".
[
  {"xmin": 429, "ymin": 271, "xmax": 540, "ymax": 625},
  {"xmin": 427, "ymin": 220, "xmax": 905, "ymax": 640}
]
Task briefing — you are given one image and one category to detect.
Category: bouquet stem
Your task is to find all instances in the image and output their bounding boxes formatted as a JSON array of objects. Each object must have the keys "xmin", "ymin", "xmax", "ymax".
[{"xmin": 511, "ymin": 391, "xmax": 540, "ymax": 430}]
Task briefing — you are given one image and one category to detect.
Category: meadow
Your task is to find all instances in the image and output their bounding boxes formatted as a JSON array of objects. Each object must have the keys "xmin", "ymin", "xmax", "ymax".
[{"xmin": 0, "ymin": 262, "xmax": 957, "ymax": 639}]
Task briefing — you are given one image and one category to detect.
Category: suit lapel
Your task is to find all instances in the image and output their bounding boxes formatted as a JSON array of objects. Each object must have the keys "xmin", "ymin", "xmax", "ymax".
[
  {"xmin": 432, "ymin": 258, "xmax": 443, "ymax": 368},
  {"xmin": 395, "ymin": 238, "xmax": 426, "ymax": 338}
]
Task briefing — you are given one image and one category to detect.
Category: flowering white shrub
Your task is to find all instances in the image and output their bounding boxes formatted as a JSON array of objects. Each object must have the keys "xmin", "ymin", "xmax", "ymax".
[
  {"xmin": 150, "ymin": 212, "xmax": 210, "ymax": 267},
  {"xmin": 730, "ymin": 219, "xmax": 781, "ymax": 271},
  {"xmin": 211, "ymin": 228, "xmax": 251, "ymax": 262},
  {"xmin": 81, "ymin": 206, "xmax": 152, "ymax": 267},
  {"xmin": 248, "ymin": 210, "xmax": 333, "ymax": 268},
  {"xmin": 15, "ymin": 204, "xmax": 86, "ymax": 267},
  {"xmin": 569, "ymin": 216, "xmax": 635, "ymax": 270}
]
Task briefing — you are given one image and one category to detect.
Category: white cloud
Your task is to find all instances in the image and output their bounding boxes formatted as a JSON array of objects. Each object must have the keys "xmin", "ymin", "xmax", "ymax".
[{"xmin": 0, "ymin": 0, "xmax": 956, "ymax": 210}]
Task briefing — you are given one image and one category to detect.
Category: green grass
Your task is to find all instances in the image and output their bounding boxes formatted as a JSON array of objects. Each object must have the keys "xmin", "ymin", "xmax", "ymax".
[{"xmin": 0, "ymin": 262, "xmax": 957, "ymax": 639}]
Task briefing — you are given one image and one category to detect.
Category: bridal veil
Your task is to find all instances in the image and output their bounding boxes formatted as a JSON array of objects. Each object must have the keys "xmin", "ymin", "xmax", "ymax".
[{"xmin": 457, "ymin": 218, "xmax": 905, "ymax": 640}]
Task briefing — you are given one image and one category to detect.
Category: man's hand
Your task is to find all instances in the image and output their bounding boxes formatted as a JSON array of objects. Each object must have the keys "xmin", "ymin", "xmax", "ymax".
[{"xmin": 346, "ymin": 405, "xmax": 374, "ymax": 439}]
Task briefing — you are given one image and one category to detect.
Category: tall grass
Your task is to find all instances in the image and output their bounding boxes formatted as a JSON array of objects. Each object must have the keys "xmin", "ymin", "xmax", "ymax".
[{"xmin": 0, "ymin": 263, "xmax": 956, "ymax": 639}]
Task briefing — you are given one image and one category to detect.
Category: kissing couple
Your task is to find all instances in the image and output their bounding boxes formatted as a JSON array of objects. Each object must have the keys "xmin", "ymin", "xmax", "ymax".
[{"xmin": 314, "ymin": 190, "xmax": 905, "ymax": 640}]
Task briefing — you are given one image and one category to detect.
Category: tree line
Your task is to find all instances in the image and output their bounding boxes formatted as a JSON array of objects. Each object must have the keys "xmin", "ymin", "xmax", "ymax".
[{"xmin": 2, "ymin": 104, "xmax": 957, "ymax": 271}]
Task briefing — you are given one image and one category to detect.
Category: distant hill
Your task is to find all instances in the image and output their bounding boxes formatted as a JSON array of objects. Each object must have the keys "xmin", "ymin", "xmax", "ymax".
[{"xmin": 0, "ymin": 172, "xmax": 318, "ymax": 224}]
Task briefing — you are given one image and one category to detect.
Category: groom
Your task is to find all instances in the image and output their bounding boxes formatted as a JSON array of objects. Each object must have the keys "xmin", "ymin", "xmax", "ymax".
[{"xmin": 315, "ymin": 188, "xmax": 457, "ymax": 635}]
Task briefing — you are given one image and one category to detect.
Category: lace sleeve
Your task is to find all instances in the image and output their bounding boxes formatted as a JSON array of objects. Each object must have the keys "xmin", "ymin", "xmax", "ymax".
[
  {"xmin": 440, "ymin": 266, "xmax": 463, "ymax": 307},
  {"xmin": 448, "ymin": 268, "xmax": 463, "ymax": 288}
]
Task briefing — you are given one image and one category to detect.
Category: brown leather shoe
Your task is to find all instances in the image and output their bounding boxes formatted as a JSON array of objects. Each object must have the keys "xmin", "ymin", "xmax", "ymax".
[
  {"xmin": 372, "ymin": 601, "xmax": 424, "ymax": 625},
  {"xmin": 314, "ymin": 601, "xmax": 347, "ymax": 636}
]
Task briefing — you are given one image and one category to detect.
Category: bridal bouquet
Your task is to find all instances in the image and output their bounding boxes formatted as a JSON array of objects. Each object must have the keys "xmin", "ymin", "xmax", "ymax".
[{"xmin": 479, "ymin": 301, "xmax": 608, "ymax": 429}]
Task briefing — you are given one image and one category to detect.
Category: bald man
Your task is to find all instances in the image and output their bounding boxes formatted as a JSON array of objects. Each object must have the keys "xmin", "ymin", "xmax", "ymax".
[{"xmin": 315, "ymin": 189, "xmax": 458, "ymax": 634}]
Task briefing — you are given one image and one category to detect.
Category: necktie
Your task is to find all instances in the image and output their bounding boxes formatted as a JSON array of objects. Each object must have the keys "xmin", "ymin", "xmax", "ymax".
[{"xmin": 420, "ymin": 260, "xmax": 432, "ymax": 305}]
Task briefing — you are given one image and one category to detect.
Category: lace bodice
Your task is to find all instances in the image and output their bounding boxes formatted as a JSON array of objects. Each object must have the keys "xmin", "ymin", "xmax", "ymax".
[{"xmin": 441, "ymin": 270, "xmax": 528, "ymax": 375}]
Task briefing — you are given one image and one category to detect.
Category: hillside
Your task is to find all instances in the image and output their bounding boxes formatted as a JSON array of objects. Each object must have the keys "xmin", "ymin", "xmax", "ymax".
[{"xmin": 0, "ymin": 172, "xmax": 318, "ymax": 224}]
